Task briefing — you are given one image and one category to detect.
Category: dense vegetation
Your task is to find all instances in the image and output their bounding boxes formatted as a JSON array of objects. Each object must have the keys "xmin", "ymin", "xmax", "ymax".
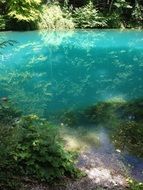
[
  {"xmin": 84, "ymin": 99, "xmax": 143, "ymax": 158},
  {"xmin": 0, "ymin": 100, "xmax": 81, "ymax": 189},
  {"xmin": 0, "ymin": 0, "xmax": 143, "ymax": 30},
  {"xmin": 0, "ymin": 2, "xmax": 143, "ymax": 189},
  {"xmin": 1, "ymin": 98, "xmax": 143, "ymax": 189}
]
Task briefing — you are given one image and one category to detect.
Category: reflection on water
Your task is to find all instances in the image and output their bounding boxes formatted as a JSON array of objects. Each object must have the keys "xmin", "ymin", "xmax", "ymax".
[
  {"xmin": 0, "ymin": 29, "xmax": 143, "ymax": 181},
  {"xmin": 0, "ymin": 30, "xmax": 143, "ymax": 114}
]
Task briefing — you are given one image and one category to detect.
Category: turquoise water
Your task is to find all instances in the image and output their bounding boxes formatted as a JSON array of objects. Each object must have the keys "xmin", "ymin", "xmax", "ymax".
[
  {"xmin": 0, "ymin": 29, "xmax": 143, "ymax": 181},
  {"xmin": 0, "ymin": 30, "xmax": 143, "ymax": 115}
]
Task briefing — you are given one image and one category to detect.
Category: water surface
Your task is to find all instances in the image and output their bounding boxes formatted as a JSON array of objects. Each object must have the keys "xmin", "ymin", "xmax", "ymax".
[{"xmin": 0, "ymin": 29, "xmax": 143, "ymax": 181}]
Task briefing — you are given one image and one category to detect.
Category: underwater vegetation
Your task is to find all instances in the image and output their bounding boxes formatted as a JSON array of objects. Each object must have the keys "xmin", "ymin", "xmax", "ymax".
[
  {"xmin": 0, "ymin": 97, "xmax": 21, "ymax": 125},
  {"xmin": 1, "ymin": 30, "xmax": 143, "ymax": 118},
  {"xmin": 0, "ymin": 99, "xmax": 143, "ymax": 189},
  {"xmin": 84, "ymin": 99, "xmax": 143, "ymax": 125},
  {"xmin": 57, "ymin": 98, "xmax": 143, "ymax": 159},
  {"xmin": 88, "ymin": 100, "xmax": 143, "ymax": 159},
  {"xmin": 1, "ymin": 30, "xmax": 143, "ymax": 119},
  {"xmin": 112, "ymin": 121, "xmax": 143, "ymax": 158}
]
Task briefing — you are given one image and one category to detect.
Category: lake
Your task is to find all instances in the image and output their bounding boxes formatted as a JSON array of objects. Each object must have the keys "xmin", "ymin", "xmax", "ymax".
[{"xmin": 0, "ymin": 29, "xmax": 143, "ymax": 182}]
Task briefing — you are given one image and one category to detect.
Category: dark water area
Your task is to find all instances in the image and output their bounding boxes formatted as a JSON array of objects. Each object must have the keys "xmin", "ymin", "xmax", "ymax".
[{"xmin": 0, "ymin": 29, "xmax": 143, "ymax": 181}]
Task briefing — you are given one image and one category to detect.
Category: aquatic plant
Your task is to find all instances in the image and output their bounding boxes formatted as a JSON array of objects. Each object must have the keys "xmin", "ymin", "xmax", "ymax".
[
  {"xmin": 84, "ymin": 98, "xmax": 143, "ymax": 124},
  {"xmin": 112, "ymin": 121, "xmax": 143, "ymax": 158},
  {"xmin": 60, "ymin": 110, "xmax": 78, "ymax": 126},
  {"xmin": 84, "ymin": 101, "xmax": 122, "ymax": 126},
  {"xmin": 82, "ymin": 99, "xmax": 143, "ymax": 157},
  {"xmin": 0, "ymin": 100, "xmax": 21, "ymax": 125}
]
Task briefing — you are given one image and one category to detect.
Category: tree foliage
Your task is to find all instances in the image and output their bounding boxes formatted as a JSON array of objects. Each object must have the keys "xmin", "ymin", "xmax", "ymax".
[
  {"xmin": 73, "ymin": 2, "xmax": 107, "ymax": 28},
  {"xmin": 0, "ymin": 0, "xmax": 143, "ymax": 30},
  {"xmin": 2, "ymin": 0, "xmax": 41, "ymax": 22}
]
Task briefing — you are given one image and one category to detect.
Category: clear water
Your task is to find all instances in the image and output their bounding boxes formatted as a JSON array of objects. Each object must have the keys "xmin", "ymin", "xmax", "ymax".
[
  {"xmin": 0, "ymin": 29, "xmax": 143, "ymax": 181},
  {"xmin": 1, "ymin": 30, "xmax": 143, "ymax": 115}
]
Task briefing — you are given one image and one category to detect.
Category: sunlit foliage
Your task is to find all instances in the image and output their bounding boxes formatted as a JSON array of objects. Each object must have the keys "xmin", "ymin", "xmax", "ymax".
[
  {"xmin": 38, "ymin": 3, "xmax": 74, "ymax": 29},
  {"xmin": 73, "ymin": 2, "xmax": 106, "ymax": 28},
  {"xmin": 0, "ymin": 0, "xmax": 143, "ymax": 30},
  {"xmin": 7, "ymin": 0, "xmax": 41, "ymax": 22}
]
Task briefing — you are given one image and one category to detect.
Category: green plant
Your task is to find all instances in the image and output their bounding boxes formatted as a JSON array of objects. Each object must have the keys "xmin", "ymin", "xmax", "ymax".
[
  {"xmin": 106, "ymin": 12, "xmax": 123, "ymax": 28},
  {"xmin": 13, "ymin": 115, "xmax": 79, "ymax": 181},
  {"xmin": 0, "ymin": 124, "xmax": 21, "ymax": 190},
  {"xmin": 73, "ymin": 1, "xmax": 107, "ymax": 28},
  {"xmin": 112, "ymin": 121, "xmax": 143, "ymax": 158},
  {"xmin": 0, "ymin": 105, "xmax": 80, "ymax": 189},
  {"xmin": 132, "ymin": 1, "xmax": 143, "ymax": 24},
  {"xmin": 60, "ymin": 111, "xmax": 78, "ymax": 126},
  {"xmin": 106, "ymin": 0, "xmax": 133, "ymax": 28},
  {"xmin": 7, "ymin": 0, "xmax": 41, "ymax": 22},
  {"xmin": 113, "ymin": 0, "xmax": 132, "ymax": 10},
  {"xmin": 38, "ymin": 3, "xmax": 74, "ymax": 29},
  {"xmin": 0, "ymin": 0, "xmax": 42, "ymax": 30},
  {"xmin": 127, "ymin": 179, "xmax": 143, "ymax": 190},
  {"xmin": 0, "ymin": 100, "xmax": 21, "ymax": 125},
  {"xmin": 0, "ymin": 15, "xmax": 5, "ymax": 30},
  {"xmin": 84, "ymin": 101, "xmax": 120, "ymax": 125}
]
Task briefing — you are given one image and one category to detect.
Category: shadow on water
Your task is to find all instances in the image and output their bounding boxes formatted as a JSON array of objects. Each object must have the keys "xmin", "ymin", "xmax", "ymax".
[{"xmin": 0, "ymin": 29, "xmax": 143, "ymax": 182}]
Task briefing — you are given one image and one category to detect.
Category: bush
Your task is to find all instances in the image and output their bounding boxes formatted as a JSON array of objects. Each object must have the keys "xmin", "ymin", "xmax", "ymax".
[
  {"xmin": 1, "ymin": 0, "xmax": 42, "ymax": 30},
  {"xmin": 13, "ymin": 115, "xmax": 78, "ymax": 181},
  {"xmin": 106, "ymin": 12, "xmax": 123, "ymax": 28},
  {"xmin": 73, "ymin": 1, "xmax": 107, "ymax": 28},
  {"xmin": 0, "ymin": 15, "xmax": 5, "ymax": 30},
  {"xmin": 38, "ymin": 3, "xmax": 74, "ymax": 29},
  {"xmin": 7, "ymin": 0, "xmax": 41, "ymax": 22},
  {"xmin": 127, "ymin": 179, "xmax": 143, "ymax": 190},
  {"xmin": 0, "ymin": 105, "xmax": 80, "ymax": 189}
]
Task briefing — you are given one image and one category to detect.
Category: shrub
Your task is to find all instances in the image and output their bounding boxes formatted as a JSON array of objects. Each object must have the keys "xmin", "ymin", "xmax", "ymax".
[
  {"xmin": 0, "ymin": 105, "xmax": 80, "ymax": 189},
  {"xmin": 38, "ymin": 3, "xmax": 75, "ymax": 29},
  {"xmin": 13, "ymin": 115, "xmax": 78, "ymax": 181},
  {"xmin": 106, "ymin": 12, "xmax": 123, "ymax": 28},
  {"xmin": 73, "ymin": 1, "xmax": 107, "ymax": 28},
  {"xmin": 7, "ymin": 0, "xmax": 41, "ymax": 22},
  {"xmin": 0, "ymin": 15, "xmax": 5, "ymax": 30},
  {"xmin": 2, "ymin": 0, "xmax": 41, "ymax": 30},
  {"xmin": 132, "ymin": 2, "xmax": 143, "ymax": 26},
  {"xmin": 127, "ymin": 179, "xmax": 143, "ymax": 190}
]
